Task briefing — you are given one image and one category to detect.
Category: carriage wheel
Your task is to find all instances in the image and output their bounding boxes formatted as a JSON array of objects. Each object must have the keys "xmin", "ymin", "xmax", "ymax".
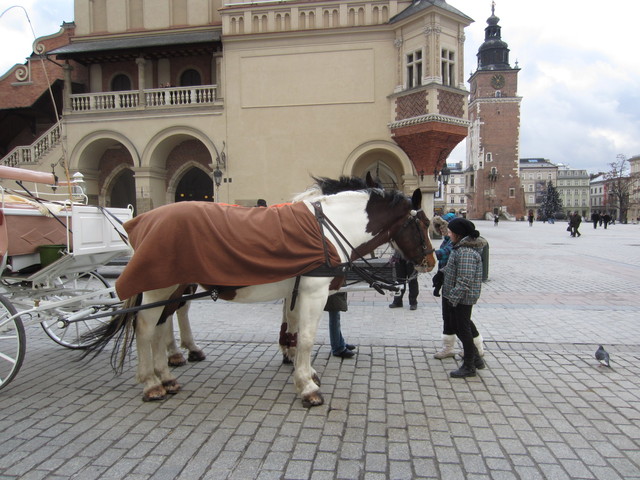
[
  {"xmin": 0, "ymin": 293, "xmax": 26, "ymax": 391},
  {"xmin": 40, "ymin": 271, "xmax": 116, "ymax": 350}
]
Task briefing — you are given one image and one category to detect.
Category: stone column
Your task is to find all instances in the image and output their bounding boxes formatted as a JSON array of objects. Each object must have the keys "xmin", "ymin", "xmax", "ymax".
[
  {"xmin": 62, "ymin": 62, "xmax": 73, "ymax": 113},
  {"xmin": 136, "ymin": 57, "xmax": 146, "ymax": 107},
  {"xmin": 132, "ymin": 166, "xmax": 167, "ymax": 213}
]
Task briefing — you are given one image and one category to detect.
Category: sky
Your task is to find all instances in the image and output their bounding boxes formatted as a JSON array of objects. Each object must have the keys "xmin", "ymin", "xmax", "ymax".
[{"xmin": 1, "ymin": 0, "xmax": 639, "ymax": 175}]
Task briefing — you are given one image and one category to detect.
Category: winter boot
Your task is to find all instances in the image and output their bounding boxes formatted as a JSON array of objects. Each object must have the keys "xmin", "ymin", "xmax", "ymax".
[
  {"xmin": 459, "ymin": 335, "xmax": 484, "ymax": 359},
  {"xmin": 433, "ymin": 334, "xmax": 457, "ymax": 359},
  {"xmin": 450, "ymin": 357, "xmax": 476, "ymax": 378}
]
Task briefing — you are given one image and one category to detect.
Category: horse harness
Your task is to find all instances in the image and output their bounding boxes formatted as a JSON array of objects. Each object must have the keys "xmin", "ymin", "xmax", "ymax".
[{"xmin": 287, "ymin": 201, "xmax": 433, "ymax": 311}]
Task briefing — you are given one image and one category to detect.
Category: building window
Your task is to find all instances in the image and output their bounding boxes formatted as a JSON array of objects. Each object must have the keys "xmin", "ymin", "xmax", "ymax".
[
  {"xmin": 441, "ymin": 49, "xmax": 455, "ymax": 86},
  {"xmin": 486, "ymin": 153, "xmax": 492, "ymax": 162},
  {"xmin": 509, "ymin": 188, "xmax": 515, "ymax": 198},
  {"xmin": 406, "ymin": 51, "xmax": 423, "ymax": 89}
]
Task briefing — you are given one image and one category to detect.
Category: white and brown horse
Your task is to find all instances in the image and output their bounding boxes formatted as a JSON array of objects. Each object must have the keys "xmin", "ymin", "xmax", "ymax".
[{"xmin": 86, "ymin": 177, "xmax": 436, "ymax": 407}]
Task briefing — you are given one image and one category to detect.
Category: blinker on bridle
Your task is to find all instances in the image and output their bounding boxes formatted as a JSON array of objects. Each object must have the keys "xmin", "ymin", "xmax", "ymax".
[{"xmin": 399, "ymin": 208, "xmax": 435, "ymax": 265}]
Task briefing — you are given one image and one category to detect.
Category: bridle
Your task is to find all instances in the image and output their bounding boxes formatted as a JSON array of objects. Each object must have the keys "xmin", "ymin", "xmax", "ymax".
[{"xmin": 396, "ymin": 208, "xmax": 435, "ymax": 269}]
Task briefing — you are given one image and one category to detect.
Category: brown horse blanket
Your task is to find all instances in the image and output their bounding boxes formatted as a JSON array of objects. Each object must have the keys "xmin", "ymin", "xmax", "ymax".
[{"xmin": 115, "ymin": 201, "xmax": 341, "ymax": 300}]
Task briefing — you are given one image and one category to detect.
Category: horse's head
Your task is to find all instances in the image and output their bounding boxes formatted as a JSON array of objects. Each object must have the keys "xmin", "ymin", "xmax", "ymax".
[
  {"xmin": 360, "ymin": 187, "xmax": 436, "ymax": 272},
  {"xmin": 388, "ymin": 189, "xmax": 436, "ymax": 273}
]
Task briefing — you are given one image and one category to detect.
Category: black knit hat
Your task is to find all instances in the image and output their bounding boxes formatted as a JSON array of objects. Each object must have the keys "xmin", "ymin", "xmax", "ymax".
[{"xmin": 448, "ymin": 218, "xmax": 480, "ymax": 239}]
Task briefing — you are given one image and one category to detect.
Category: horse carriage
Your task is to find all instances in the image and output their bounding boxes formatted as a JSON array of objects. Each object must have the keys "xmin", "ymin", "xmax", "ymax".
[
  {"xmin": 0, "ymin": 169, "xmax": 436, "ymax": 408},
  {"xmin": 0, "ymin": 165, "xmax": 132, "ymax": 390}
]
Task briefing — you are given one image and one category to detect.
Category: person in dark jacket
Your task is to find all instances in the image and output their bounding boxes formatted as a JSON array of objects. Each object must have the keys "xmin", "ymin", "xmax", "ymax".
[
  {"xmin": 569, "ymin": 212, "xmax": 582, "ymax": 237},
  {"xmin": 441, "ymin": 218, "xmax": 487, "ymax": 378},
  {"xmin": 591, "ymin": 211, "xmax": 600, "ymax": 229}
]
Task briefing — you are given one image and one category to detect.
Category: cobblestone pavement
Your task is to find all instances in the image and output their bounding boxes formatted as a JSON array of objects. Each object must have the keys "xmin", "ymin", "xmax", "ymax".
[{"xmin": 1, "ymin": 220, "xmax": 639, "ymax": 479}]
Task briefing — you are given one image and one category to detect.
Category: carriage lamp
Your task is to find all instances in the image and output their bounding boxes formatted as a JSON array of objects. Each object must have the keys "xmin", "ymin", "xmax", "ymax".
[
  {"xmin": 72, "ymin": 172, "xmax": 85, "ymax": 195},
  {"xmin": 213, "ymin": 167, "xmax": 223, "ymax": 187}
]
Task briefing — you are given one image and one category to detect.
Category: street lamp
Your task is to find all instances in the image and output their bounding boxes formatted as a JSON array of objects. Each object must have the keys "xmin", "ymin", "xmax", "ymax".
[
  {"xmin": 213, "ymin": 167, "xmax": 223, "ymax": 202},
  {"xmin": 440, "ymin": 164, "xmax": 451, "ymax": 213}
]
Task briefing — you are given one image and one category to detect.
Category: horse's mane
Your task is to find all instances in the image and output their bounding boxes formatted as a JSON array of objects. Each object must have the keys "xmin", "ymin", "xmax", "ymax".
[{"xmin": 293, "ymin": 175, "xmax": 406, "ymax": 207}]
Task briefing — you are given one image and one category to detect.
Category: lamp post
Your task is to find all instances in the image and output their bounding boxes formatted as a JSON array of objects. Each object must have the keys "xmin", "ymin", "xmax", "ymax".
[
  {"xmin": 440, "ymin": 164, "xmax": 451, "ymax": 213},
  {"xmin": 213, "ymin": 167, "xmax": 223, "ymax": 202}
]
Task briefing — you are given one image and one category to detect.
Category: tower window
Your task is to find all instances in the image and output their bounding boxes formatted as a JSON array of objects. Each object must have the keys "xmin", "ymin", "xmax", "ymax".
[
  {"xmin": 509, "ymin": 188, "xmax": 515, "ymax": 198},
  {"xmin": 486, "ymin": 153, "xmax": 492, "ymax": 162},
  {"xmin": 406, "ymin": 51, "xmax": 423, "ymax": 89},
  {"xmin": 441, "ymin": 49, "xmax": 455, "ymax": 86}
]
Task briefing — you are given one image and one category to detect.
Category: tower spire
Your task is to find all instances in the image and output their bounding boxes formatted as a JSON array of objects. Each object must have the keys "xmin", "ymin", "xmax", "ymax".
[{"xmin": 476, "ymin": 2, "xmax": 511, "ymax": 71}]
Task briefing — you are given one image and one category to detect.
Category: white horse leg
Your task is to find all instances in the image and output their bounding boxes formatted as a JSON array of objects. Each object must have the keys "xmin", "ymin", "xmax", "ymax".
[
  {"xmin": 280, "ymin": 299, "xmax": 297, "ymax": 364},
  {"xmin": 153, "ymin": 319, "xmax": 181, "ymax": 394},
  {"xmin": 166, "ymin": 316, "xmax": 187, "ymax": 367},
  {"xmin": 135, "ymin": 287, "xmax": 180, "ymax": 401},
  {"xmin": 291, "ymin": 279, "xmax": 330, "ymax": 407},
  {"xmin": 176, "ymin": 302, "xmax": 206, "ymax": 362}
]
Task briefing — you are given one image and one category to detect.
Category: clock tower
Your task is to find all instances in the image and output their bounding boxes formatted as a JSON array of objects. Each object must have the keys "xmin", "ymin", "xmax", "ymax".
[{"xmin": 465, "ymin": 4, "xmax": 525, "ymax": 220}]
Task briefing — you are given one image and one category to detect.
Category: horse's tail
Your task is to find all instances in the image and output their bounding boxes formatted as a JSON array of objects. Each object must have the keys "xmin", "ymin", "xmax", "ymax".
[{"xmin": 81, "ymin": 294, "xmax": 142, "ymax": 373}]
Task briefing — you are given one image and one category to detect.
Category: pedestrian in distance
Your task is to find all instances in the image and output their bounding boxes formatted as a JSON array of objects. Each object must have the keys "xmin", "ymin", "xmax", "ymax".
[
  {"xmin": 494, "ymin": 214, "xmax": 499, "ymax": 226},
  {"xmin": 591, "ymin": 211, "xmax": 600, "ymax": 229},
  {"xmin": 569, "ymin": 211, "xmax": 582, "ymax": 237},
  {"xmin": 602, "ymin": 212, "xmax": 611, "ymax": 229},
  {"xmin": 441, "ymin": 218, "xmax": 487, "ymax": 378},
  {"xmin": 528, "ymin": 210, "xmax": 534, "ymax": 227}
]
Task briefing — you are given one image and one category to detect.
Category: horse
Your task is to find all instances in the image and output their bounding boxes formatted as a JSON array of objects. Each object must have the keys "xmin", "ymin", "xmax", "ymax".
[{"xmin": 85, "ymin": 176, "xmax": 436, "ymax": 407}]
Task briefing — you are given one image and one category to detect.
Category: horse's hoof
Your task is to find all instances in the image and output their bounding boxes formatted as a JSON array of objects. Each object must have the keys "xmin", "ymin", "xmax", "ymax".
[
  {"xmin": 301, "ymin": 391, "xmax": 324, "ymax": 408},
  {"xmin": 168, "ymin": 353, "xmax": 187, "ymax": 367},
  {"xmin": 162, "ymin": 379, "xmax": 181, "ymax": 394},
  {"xmin": 142, "ymin": 385, "xmax": 166, "ymax": 402},
  {"xmin": 188, "ymin": 350, "xmax": 206, "ymax": 362},
  {"xmin": 312, "ymin": 373, "xmax": 321, "ymax": 387}
]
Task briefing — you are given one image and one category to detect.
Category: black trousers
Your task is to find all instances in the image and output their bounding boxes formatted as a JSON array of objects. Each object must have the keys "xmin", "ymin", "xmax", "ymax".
[
  {"xmin": 394, "ymin": 259, "xmax": 419, "ymax": 305},
  {"xmin": 443, "ymin": 298, "xmax": 477, "ymax": 357}
]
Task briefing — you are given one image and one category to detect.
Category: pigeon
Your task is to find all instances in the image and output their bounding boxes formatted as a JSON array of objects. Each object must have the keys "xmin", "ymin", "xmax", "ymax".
[{"xmin": 595, "ymin": 345, "xmax": 610, "ymax": 367}]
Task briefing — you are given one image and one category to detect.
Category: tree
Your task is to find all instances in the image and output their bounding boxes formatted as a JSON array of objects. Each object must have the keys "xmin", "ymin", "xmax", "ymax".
[
  {"xmin": 540, "ymin": 181, "xmax": 563, "ymax": 219},
  {"xmin": 604, "ymin": 154, "xmax": 633, "ymax": 223}
]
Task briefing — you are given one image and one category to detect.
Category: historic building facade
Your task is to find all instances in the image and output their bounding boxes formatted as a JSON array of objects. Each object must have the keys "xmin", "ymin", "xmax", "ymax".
[
  {"xmin": 463, "ymin": 5, "xmax": 524, "ymax": 220},
  {"xmin": 519, "ymin": 158, "xmax": 557, "ymax": 217},
  {"xmin": 556, "ymin": 166, "xmax": 589, "ymax": 218},
  {"xmin": 1, "ymin": 0, "xmax": 475, "ymax": 215}
]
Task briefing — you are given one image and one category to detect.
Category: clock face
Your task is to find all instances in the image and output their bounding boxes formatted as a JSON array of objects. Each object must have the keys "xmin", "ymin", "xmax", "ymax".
[{"xmin": 491, "ymin": 74, "xmax": 505, "ymax": 89}]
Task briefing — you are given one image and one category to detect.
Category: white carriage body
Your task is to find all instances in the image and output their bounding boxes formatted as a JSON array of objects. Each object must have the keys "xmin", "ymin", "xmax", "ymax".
[{"xmin": 1, "ymin": 203, "xmax": 132, "ymax": 284}]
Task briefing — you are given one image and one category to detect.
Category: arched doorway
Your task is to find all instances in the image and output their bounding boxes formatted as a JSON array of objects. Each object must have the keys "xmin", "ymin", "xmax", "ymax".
[
  {"xmin": 362, "ymin": 161, "xmax": 400, "ymax": 189},
  {"xmin": 110, "ymin": 169, "xmax": 136, "ymax": 213},
  {"xmin": 175, "ymin": 167, "xmax": 213, "ymax": 202}
]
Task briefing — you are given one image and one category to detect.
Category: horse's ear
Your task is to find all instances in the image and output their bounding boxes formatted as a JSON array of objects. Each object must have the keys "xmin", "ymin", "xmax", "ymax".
[
  {"xmin": 365, "ymin": 172, "xmax": 376, "ymax": 188},
  {"xmin": 411, "ymin": 188, "xmax": 422, "ymax": 209}
]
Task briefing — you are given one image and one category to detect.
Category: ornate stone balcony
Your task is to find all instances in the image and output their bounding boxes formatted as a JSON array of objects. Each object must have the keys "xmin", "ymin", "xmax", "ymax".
[{"xmin": 68, "ymin": 85, "xmax": 221, "ymax": 113}]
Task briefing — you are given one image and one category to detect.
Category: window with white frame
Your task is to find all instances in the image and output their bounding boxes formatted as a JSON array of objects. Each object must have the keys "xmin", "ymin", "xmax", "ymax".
[
  {"xmin": 441, "ymin": 48, "xmax": 455, "ymax": 86},
  {"xmin": 406, "ymin": 50, "xmax": 423, "ymax": 89}
]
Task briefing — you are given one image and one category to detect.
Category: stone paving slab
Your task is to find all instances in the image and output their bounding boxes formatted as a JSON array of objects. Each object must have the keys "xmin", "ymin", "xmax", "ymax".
[{"xmin": 1, "ymin": 220, "xmax": 639, "ymax": 479}]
